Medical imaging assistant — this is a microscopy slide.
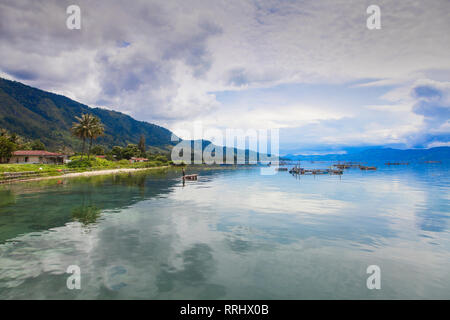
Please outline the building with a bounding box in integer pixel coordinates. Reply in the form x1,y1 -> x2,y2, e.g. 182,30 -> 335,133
129,157 -> 149,163
8,150 -> 68,164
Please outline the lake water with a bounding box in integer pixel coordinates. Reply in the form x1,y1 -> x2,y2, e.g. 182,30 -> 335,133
0,162 -> 449,299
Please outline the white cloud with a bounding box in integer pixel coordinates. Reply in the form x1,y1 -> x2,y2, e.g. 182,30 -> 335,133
0,0 -> 449,152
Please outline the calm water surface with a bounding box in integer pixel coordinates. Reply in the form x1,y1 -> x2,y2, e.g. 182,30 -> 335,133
0,162 -> 449,299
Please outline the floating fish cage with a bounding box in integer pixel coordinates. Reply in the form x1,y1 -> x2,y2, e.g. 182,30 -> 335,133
289,167 -> 343,175
360,166 -> 377,170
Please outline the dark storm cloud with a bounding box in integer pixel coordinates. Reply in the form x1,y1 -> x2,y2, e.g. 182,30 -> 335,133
409,83 -> 450,147
161,19 -> 222,77
0,0 -> 222,120
3,68 -> 39,80
412,84 -> 450,122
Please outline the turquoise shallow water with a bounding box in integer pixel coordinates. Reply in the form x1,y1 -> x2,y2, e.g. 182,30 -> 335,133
0,162 -> 449,299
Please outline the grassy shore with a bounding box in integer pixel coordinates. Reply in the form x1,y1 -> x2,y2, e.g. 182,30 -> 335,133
13,166 -> 171,183
0,157 -> 173,183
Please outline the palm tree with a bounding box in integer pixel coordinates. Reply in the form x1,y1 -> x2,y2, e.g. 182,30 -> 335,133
71,114 -> 94,160
87,117 -> 104,160
72,114 -> 105,160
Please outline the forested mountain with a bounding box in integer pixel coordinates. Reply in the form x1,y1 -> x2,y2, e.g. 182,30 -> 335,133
0,77 -> 175,152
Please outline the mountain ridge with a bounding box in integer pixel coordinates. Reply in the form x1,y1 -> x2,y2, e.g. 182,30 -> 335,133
0,77 -> 176,152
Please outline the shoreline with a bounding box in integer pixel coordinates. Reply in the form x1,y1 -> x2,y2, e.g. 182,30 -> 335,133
2,166 -> 171,184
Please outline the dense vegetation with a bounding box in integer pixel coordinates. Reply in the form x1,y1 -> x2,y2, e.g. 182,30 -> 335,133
0,77 -> 176,153
0,113 -> 171,170
0,157 -> 171,180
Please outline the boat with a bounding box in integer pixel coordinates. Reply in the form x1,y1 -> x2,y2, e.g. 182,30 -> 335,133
183,174 -> 198,180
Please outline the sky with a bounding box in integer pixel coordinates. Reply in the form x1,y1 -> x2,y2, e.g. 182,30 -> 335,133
0,0 -> 449,155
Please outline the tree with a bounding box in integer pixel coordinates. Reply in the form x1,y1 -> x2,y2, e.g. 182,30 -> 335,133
0,129 -> 8,138
71,114 -> 93,160
8,133 -> 20,145
0,129 -> 19,145
57,146 -> 75,156
91,145 -> 105,155
0,136 -> 16,163
0,129 -> 28,153
87,117 -> 104,160
71,114 -> 104,160
31,139 -> 45,150
111,146 -> 123,160
121,144 -> 141,160
138,134 -> 146,156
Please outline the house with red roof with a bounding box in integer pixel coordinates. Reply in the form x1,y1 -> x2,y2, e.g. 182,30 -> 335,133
8,150 -> 68,164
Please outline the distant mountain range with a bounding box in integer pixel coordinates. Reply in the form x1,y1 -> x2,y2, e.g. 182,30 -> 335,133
0,77 -> 175,152
284,147 -> 449,162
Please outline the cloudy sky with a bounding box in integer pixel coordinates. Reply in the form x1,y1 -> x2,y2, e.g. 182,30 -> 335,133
0,0 -> 449,154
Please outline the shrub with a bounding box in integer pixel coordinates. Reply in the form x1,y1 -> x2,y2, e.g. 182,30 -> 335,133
154,155 -> 168,162
67,158 -> 93,168
67,156 -> 115,168
117,159 -> 130,165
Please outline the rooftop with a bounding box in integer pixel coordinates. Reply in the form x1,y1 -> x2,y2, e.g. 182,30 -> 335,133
12,150 -> 66,156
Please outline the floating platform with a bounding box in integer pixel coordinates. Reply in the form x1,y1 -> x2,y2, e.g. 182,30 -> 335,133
360,166 -> 377,170
183,174 -> 198,180
333,162 -> 361,169
289,168 -> 343,175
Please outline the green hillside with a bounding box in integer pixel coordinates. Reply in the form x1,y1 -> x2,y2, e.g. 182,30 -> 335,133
0,78 -> 176,152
